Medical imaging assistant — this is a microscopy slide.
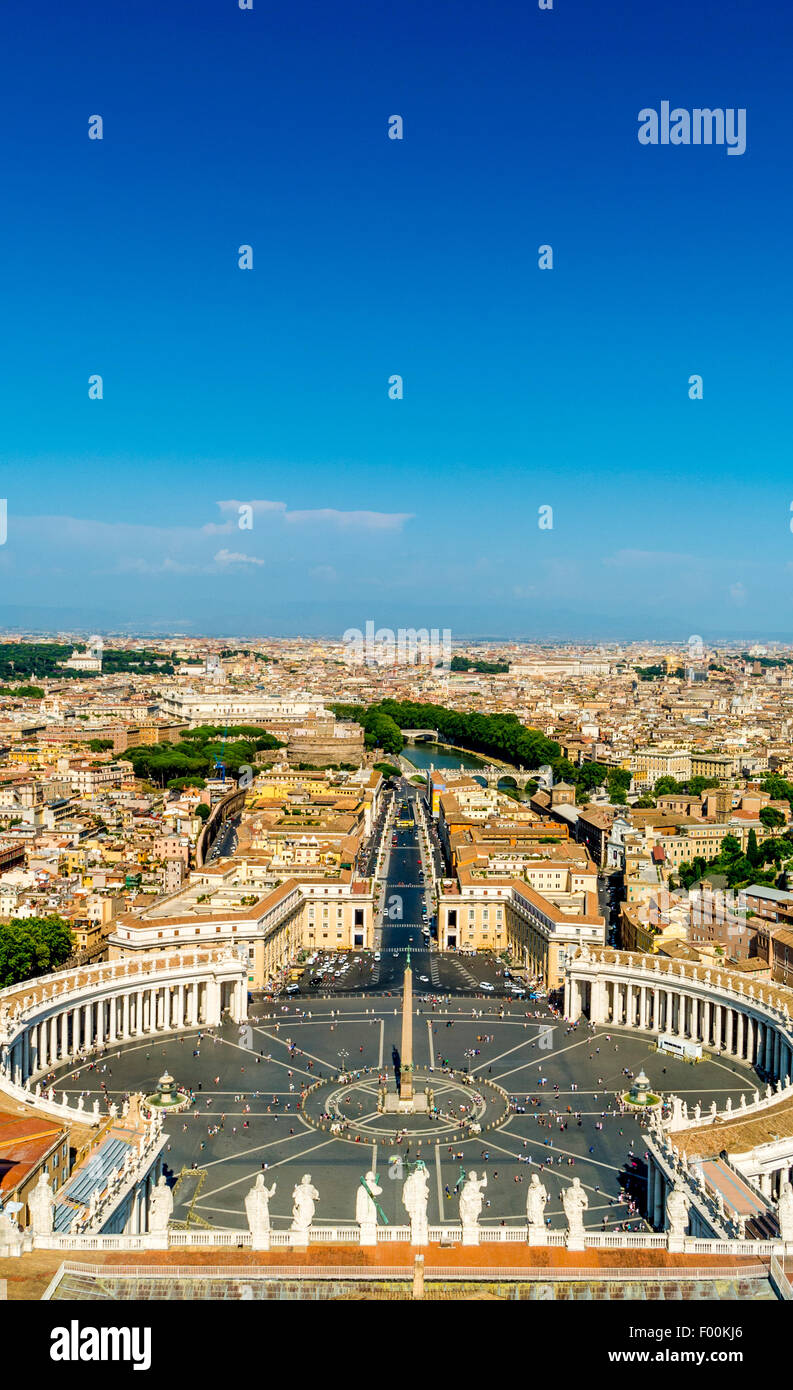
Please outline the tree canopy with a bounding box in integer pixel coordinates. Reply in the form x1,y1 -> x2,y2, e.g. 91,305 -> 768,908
121,724 -> 284,786
0,915 -> 74,987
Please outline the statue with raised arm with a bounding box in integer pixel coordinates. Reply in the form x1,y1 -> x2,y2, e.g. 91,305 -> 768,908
245,1173 -> 276,1244
291,1173 -> 319,1233
28,1171 -> 55,1236
459,1170 -> 487,1237
666,1181 -> 691,1238
148,1174 -> 174,1234
526,1173 -> 548,1228
402,1160 -> 430,1245
562,1177 -> 588,1238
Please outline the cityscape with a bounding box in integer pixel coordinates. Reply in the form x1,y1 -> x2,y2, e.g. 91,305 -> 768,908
0,0 -> 789,1360
1,633 -> 793,1315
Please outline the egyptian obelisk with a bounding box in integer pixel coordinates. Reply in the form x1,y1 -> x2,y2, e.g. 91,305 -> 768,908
400,946 -> 414,1102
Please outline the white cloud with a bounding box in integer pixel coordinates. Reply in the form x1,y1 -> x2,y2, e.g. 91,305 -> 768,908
213,549 -> 265,568
215,500 -> 412,532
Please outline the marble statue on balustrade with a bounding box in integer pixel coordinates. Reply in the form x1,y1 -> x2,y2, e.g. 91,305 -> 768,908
148,1174 -> 174,1234
402,1160 -> 430,1245
245,1174 -> 276,1246
0,1207 -> 23,1256
356,1170 -> 382,1244
562,1178 -> 588,1240
28,1170 -> 55,1236
291,1173 -> 319,1233
459,1171 -> 487,1241
666,1182 -> 691,1238
776,1178 -> 793,1243
526,1173 -> 548,1229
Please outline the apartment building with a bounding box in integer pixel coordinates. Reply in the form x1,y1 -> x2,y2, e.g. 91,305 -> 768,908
630,747 -> 692,786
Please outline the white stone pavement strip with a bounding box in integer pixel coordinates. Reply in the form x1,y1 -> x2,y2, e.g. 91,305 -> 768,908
496,1032 -> 600,1083
198,1131 -> 335,1179
479,1031 -> 555,1071
250,1024 -> 335,1073
474,1130 -> 627,1183
427,1019 -> 435,1069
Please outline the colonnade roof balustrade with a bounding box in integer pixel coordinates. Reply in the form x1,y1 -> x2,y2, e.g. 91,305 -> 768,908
0,947 -> 240,1021
570,946 -> 793,1021
667,1095 -> 793,1161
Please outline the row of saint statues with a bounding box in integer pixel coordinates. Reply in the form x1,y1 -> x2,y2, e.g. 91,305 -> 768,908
20,1161 -> 793,1246
242,1164 -> 589,1238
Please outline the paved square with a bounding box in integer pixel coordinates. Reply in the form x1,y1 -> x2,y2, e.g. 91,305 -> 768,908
47,995 -> 757,1233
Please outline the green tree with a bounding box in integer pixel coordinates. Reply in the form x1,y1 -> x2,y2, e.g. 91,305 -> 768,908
0,916 -> 74,987
760,806 -> 786,830
654,776 -> 683,796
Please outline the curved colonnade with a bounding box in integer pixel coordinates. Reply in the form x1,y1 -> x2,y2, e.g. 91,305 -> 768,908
564,946 -> 793,1082
565,946 -> 793,1236
0,948 -> 248,1121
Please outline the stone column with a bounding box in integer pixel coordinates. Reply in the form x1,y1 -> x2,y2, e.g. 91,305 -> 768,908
22,1029 -> 30,1082
714,1004 -> 723,1049
736,1011 -> 745,1060
725,1009 -> 734,1055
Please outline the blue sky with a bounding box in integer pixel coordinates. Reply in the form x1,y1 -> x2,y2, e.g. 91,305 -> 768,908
0,0 -> 790,639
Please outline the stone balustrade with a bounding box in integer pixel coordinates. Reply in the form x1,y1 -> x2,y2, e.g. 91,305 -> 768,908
12,1223 -> 787,1258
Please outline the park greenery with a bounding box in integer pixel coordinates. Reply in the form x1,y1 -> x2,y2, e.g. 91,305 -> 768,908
0,915 -> 74,988
0,642 -> 189,682
120,724 -> 284,787
330,700 -> 562,768
0,684 -> 45,699
102,648 -> 184,676
450,656 -> 509,674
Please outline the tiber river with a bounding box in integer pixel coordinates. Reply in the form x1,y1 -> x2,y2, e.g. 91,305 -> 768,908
401,742 -> 527,796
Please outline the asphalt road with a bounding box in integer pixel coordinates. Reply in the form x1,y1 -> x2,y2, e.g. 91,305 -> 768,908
292,778 -> 521,999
